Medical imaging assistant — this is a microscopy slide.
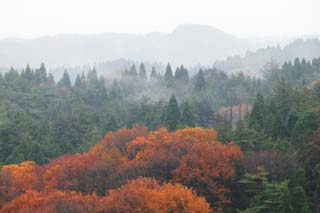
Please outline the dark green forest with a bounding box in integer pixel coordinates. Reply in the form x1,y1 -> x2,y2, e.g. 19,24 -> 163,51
1,57 -> 320,211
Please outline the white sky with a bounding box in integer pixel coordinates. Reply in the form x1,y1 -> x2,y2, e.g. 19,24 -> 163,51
0,0 -> 319,39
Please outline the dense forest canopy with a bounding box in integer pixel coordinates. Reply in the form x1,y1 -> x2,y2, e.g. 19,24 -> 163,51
1,56 -> 320,212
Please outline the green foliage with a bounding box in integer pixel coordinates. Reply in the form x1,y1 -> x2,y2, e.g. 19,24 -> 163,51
292,186 -> 311,213
165,95 -> 181,131
243,181 -> 294,213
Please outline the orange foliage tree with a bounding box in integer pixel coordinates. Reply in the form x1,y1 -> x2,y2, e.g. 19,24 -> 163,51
99,177 -> 211,213
0,161 -> 42,206
0,126 -> 242,212
173,142 -> 242,210
0,190 -> 99,213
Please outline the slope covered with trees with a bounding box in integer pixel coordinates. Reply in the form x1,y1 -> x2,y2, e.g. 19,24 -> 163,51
1,57 -> 320,211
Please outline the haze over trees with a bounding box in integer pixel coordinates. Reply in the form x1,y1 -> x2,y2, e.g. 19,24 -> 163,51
1,55 -> 320,211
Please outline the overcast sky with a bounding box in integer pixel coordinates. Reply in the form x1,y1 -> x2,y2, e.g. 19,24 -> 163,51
0,0 -> 319,39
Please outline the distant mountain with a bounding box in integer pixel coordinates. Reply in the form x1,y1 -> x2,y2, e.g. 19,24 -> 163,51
0,25 -> 319,77
0,24 -> 259,69
214,39 -> 320,76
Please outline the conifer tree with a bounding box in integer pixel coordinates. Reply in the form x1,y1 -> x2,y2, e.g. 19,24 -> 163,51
164,63 -> 174,84
249,93 -> 267,130
195,69 -> 206,91
292,186 -> 311,213
150,67 -> 157,79
182,102 -> 195,127
58,70 -> 71,89
139,62 -> 147,80
166,95 -> 180,131
74,74 -> 81,88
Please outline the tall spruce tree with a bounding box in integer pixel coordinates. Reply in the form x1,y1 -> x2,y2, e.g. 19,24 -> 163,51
249,93 -> 267,130
195,69 -> 206,91
139,62 -> 147,80
182,102 -> 195,127
150,67 -> 157,79
166,95 -> 180,131
58,70 -> 72,89
164,63 -> 174,84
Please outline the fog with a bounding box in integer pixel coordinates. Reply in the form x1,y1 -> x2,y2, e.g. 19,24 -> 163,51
0,0 -> 319,75
1,0 -> 319,39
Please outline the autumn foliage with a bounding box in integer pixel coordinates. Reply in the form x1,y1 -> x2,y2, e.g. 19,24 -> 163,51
0,126 -> 242,212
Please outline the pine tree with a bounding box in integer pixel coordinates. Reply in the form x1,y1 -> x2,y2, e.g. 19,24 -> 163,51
58,70 -> 71,89
249,93 -> 267,130
80,72 -> 87,88
194,69 -> 206,91
244,181 -> 294,212
166,95 -> 180,131
47,73 -> 55,87
150,67 -> 157,79
292,186 -> 311,213
129,65 -> 138,79
87,68 -> 98,86
139,62 -> 147,80
74,74 -> 81,88
35,63 -> 47,84
182,102 -> 195,127
164,63 -> 174,84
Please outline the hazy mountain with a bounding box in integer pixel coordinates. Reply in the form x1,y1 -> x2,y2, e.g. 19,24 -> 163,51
0,24 -> 261,69
214,38 -> 320,76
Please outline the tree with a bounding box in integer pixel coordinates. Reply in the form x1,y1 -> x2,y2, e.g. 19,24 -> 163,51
164,63 -> 174,85
181,102 -> 195,127
195,69 -> 206,91
0,190 -> 100,212
129,65 -> 138,79
249,93 -> 267,130
74,74 -> 81,88
292,186 -> 311,213
150,66 -> 157,79
173,142 -> 242,210
243,181 -> 293,213
99,177 -> 211,213
87,68 -> 98,86
166,95 -> 180,131
58,70 -> 71,89
139,62 -> 147,80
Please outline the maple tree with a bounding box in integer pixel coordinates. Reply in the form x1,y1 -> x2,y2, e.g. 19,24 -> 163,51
0,161 -> 42,206
99,177 -> 211,213
173,142 -> 242,210
0,190 -> 100,213
0,127 -> 243,212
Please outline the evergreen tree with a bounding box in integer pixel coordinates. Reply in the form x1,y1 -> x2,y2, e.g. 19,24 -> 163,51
289,168 -> 307,188
87,68 -> 98,86
150,67 -> 157,79
58,70 -> 72,89
129,65 -> 138,79
249,93 -> 267,130
47,73 -> 55,87
292,186 -> 311,213
182,102 -> 195,127
74,74 -> 82,88
195,69 -> 206,91
244,181 -> 293,213
35,63 -> 47,84
139,62 -> 147,80
80,72 -> 87,88
166,95 -> 180,131
164,63 -> 174,84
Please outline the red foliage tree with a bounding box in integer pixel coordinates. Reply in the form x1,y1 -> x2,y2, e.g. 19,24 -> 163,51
0,161 -> 42,206
99,177 -> 211,213
173,142 -> 242,210
0,190 -> 99,213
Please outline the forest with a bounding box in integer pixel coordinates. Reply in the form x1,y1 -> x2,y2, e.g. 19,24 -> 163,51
1,57 -> 320,212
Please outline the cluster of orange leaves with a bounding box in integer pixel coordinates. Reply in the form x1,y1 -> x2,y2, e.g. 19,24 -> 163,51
0,126 -> 242,212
